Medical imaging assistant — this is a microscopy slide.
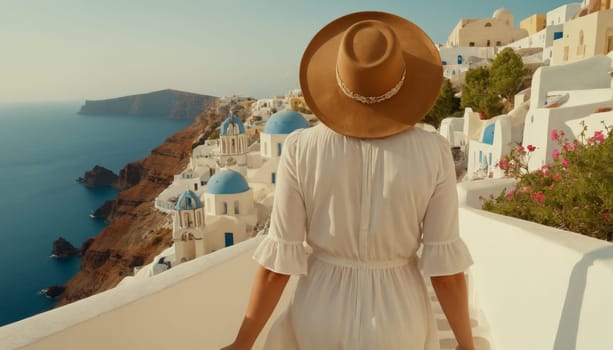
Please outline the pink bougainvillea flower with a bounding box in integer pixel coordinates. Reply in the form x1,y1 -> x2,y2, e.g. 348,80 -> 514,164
605,213 -> 610,221
563,142 -> 575,151
552,149 -> 560,160
553,173 -> 562,181
589,130 -> 605,145
530,191 -> 546,204
504,191 -> 515,199
548,184 -> 555,190
562,158 -> 569,167
527,144 -> 536,152
498,157 -> 508,170
551,129 -> 559,141
542,168 -> 551,177
559,130 -> 565,137
517,145 -> 525,153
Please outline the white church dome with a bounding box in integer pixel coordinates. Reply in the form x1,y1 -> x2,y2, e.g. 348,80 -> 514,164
492,8 -> 511,19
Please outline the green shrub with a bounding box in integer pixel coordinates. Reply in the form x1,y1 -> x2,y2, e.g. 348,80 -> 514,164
482,122 -> 612,241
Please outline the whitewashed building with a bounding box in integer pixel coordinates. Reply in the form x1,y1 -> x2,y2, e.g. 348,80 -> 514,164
249,110 -> 310,185
439,46 -> 498,84
172,190 -> 206,263
202,169 -> 257,251
447,8 -> 528,48
523,52 -> 613,171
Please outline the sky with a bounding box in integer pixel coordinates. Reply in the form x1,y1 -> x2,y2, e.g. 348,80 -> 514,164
0,0 -> 573,103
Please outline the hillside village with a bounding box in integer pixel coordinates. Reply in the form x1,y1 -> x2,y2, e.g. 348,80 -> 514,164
2,1 -> 612,349
119,1 -> 613,279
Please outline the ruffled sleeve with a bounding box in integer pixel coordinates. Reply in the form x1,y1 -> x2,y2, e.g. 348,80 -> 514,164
253,130 -> 309,275
253,236 -> 308,275
420,135 -> 473,276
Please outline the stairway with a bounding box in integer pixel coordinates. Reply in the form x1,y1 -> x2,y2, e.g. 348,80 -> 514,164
426,279 -> 494,350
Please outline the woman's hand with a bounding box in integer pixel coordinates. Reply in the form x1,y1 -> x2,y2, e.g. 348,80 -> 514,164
432,273 -> 475,350
223,266 -> 290,350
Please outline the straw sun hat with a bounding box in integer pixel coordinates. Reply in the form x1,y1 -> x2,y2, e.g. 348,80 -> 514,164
300,11 -> 443,138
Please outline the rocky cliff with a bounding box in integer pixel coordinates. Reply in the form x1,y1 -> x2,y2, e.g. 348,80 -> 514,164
58,106 -> 225,306
77,165 -> 119,187
78,89 -> 217,119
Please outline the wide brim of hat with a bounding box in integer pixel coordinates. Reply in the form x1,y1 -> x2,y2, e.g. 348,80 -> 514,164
300,11 -> 443,139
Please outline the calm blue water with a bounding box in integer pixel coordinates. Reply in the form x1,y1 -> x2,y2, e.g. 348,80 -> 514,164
0,102 -> 192,326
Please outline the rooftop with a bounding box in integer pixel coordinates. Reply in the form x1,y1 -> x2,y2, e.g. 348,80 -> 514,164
263,110 -> 309,135
205,169 -> 250,195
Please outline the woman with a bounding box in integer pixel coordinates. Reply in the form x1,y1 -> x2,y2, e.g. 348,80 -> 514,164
224,11 -> 475,350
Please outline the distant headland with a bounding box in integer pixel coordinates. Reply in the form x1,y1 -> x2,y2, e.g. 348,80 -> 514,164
78,89 -> 217,119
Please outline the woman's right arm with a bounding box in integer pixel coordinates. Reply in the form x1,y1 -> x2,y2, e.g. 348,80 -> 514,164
431,272 -> 475,350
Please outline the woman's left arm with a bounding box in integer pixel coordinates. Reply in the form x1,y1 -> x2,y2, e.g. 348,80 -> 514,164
221,266 -> 290,350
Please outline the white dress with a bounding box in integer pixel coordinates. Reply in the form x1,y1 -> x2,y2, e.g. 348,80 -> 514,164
253,124 -> 473,350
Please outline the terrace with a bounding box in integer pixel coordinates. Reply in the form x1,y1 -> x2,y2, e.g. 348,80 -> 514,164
1,180 -> 611,349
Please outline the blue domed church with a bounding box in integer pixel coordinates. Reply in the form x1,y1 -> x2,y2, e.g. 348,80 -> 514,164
218,114 -> 249,176
171,169 -> 257,263
203,169 -> 257,254
260,110 -> 309,159
248,110 -> 309,186
172,190 -> 206,262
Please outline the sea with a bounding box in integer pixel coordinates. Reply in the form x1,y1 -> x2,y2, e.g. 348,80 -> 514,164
0,102 -> 193,326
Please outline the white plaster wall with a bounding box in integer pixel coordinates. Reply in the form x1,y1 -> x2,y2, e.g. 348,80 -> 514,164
459,206 -> 613,350
203,216 -> 250,253
439,47 -> 497,64
505,30 -> 546,49
191,157 -> 217,173
439,117 -> 466,147
456,178 -> 517,209
217,153 -> 248,176
192,140 -> 218,159
564,110 -> 613,135
505,24 -> 565,53
443,64 -> 470,80
247,158 -> 280,185
247,151 -> 263,169
260,133 -> 287,159
0,238 -> 296,350
462,108 -> 484,142
466,116 -> 513,180
507,101 -> 530,144
174,236 -> 196,262
546,3 -> 582,26
551,10 -> 613,65
523,101 -> 613,170
449,18 -> 528,47
529,54 -> 612,110
204,189 -> 254,217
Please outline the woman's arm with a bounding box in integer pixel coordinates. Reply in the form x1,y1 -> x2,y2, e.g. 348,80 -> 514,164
222,266 -> 290,350
430,272 -> 475,350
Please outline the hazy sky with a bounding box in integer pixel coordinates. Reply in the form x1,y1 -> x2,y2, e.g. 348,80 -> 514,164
1,0 -> 572,103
